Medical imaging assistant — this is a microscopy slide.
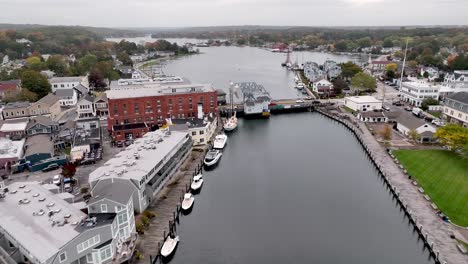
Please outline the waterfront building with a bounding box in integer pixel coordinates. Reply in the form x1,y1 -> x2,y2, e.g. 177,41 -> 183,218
392,112 -> 436,142
236,82 -> 271,117
369,55 -> 393,75
303,62 -> 326,83
111,76 -> 186,87
323,60 -> 342,80
399,81 -> 440,107
89,129 -> 192,213
0,182 -> 134,264
443,92 -> 468,127
169,114 -> 217,146
357,111 -> 388,122
312,79 -> 334,95
55,88 -> 78,106
49,76 -> 88,93
344,96 -> 382,112
106,83 -> 217,142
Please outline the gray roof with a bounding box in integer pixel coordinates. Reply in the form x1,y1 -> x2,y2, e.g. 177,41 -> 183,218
26,115 -> 58,130
171,118 -> 210,129
55,88 -> 75,97
78,94 -> 94,104
49,76 -> 84,83
360,111 -> 386,118
447,92 -> 468,104
25,134 -> 54,156
393,111 -> 426,130
36,93 -> 59,106
94,93 -> 107,103
74,84 -> 88,95
89,179 -> 135,205
3,101 -> 30,109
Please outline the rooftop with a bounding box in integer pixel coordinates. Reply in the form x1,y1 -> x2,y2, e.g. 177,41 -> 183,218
0,120 -> 28,132
345,96 -> 382,104
3,101 -> 30,110
0,138 -> 25,159
0,182 -> 87,263
49,76 -> 84,83
55,88 -> 76,97
88,179 -> 134,205
36,93 -> 60,106
393,111 -> 429,130
447,92 -> 468,104
402,81 -> 440,90
26,115 -> 58,130
89,130 -> 189,184
170,118 -> 212,130
0,79 -> 20,91
106,83 -> 216,100
25,134 -> 54,157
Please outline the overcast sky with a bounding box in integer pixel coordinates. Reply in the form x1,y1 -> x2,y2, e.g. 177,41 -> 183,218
0,0 -> 467,28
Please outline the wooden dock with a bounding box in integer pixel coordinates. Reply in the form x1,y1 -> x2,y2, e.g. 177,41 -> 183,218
134,149 -> 206,264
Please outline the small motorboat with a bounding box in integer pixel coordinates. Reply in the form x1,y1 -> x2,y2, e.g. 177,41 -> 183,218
213,134 -> 227,149
191,174 -> 204,191
161,235 -> 179,257
204,149 -> 222,166
181,193 -> 195,211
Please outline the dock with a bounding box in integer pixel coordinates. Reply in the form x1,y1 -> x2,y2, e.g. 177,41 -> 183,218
219,99 -> 322,117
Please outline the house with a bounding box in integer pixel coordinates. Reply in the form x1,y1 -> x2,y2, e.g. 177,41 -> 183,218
24,134 -> 54,165
444,70 -> 468,84
73,84 -> 89,98
0,119 -> 28,138
40,70 -> 56,79
312,79 -> 334,95
443,92 -> 468,127
116,66 -> 133,77
0,138 -> 25,171
29,93 -> 62,121
420,66 -> 439,81
357,111 -> 388,122
0,79 -> 21,100
49,76 -> 87,93
26,115 -> 59,136
131,71 -> 142,79
400,81 -> 439,107
369,55 -> 393,75
169,116 -> 217,146
303,61 -> 326,83
323,60 -> 342,80
0,181 -> 134,264
55,88 -> 78,106
1,101 -> 31,120
89,130 -> 192,213
94,93 -> 108,118
344,96 -> 382,112
393,112 -> 437,142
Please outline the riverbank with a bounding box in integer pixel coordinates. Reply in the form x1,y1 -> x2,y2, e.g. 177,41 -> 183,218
316,108 -> 467,264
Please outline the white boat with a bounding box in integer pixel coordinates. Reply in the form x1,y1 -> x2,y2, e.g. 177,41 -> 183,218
223,114 -> 237,132
161,235 -> 179,257
191,174 -> 204,191
181,193 -> 195,210
204,149 -> 222,166
213,134 -> 227,149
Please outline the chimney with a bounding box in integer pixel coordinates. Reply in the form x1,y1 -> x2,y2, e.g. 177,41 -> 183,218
197,103 -> 203,119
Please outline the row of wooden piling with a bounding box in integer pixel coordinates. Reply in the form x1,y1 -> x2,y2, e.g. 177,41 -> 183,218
316,109 -> 445,264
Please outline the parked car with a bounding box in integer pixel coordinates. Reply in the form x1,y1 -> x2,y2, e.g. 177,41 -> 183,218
305,96 -> 313,100
392,101 -> 402,106
52,175 -> 61,185
382,106 -> 390,111
389,83 -> 397,87
42,163 -> 59,172
80,159 -> 95,166
404,106 -> 412,111
116,141 -> 124,148
296,99 -> 305,103
64,183 -> 73,193
125,140 -> 134,146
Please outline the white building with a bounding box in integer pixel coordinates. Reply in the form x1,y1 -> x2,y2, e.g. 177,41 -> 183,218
303,61 -> 326,83
444,70 -> 468,83
169,116 -> 217,146
393,112 -> 437,142
76,95 -> 96,121
344,96 -> 382,112
312,79 -> 333,95
89,130 -> 192,213
55,89 -> 78,106
400,81 -> 440,107
323,60 -> 342,80
49,76 -> 88,93
0,182 -> 134,264
443,92 -> 468,128
131,71 -> 142,79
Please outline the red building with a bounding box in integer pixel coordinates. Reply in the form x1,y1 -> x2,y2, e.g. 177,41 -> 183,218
0,80 -> 21,100
106,83 -> 218,142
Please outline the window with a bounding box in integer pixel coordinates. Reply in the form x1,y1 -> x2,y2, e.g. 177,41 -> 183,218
200,138 -> 204,143
101,204 -> 108,212
199,130 -> 204,135
134,102 -> 139,113
59,252 -> 67,262
118,212 -> 128,225
77,235 -> 100,253
100,246 -> 112,261
86,254 -> 93,263
168,99 -> 172,106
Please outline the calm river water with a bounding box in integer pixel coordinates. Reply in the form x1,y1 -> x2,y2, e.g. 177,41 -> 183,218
107,38 -> 432,263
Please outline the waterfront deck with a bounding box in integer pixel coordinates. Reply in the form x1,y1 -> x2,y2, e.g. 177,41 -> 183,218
134,149 -> 206,263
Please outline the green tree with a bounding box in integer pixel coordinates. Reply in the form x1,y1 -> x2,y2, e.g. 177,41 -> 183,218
26,56 -> 45,71
335,40 -> 348,51
420,98 -> 438,111
450,54 -> 468,70
4,88 -> 39,102
435,124 -> 468,156
383,38 -> 394,48
95,61 -> 120,85
78,54 -> 98,74
408,129 -> 421,142
46,55 -> 68,76
423,71 -> 429,78
351,72 -> 377,92
20,70 -> 51,98
332,78 -> 347,95
340,62 -> 362,80
117,52 -> 133,66
357,37 -> 372,48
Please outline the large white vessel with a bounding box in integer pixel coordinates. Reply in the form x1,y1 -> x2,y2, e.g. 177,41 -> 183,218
204,149 -> 222,166
223,82 -> 238,131
213,134 -> 227,149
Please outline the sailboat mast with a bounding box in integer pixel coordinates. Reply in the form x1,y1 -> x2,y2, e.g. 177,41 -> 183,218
399,38 -> 409,91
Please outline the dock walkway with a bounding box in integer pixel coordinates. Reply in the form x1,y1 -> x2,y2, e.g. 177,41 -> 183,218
317,109 -> 467,264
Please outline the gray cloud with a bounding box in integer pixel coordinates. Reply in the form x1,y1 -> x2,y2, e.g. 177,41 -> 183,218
0,0 -> 466,27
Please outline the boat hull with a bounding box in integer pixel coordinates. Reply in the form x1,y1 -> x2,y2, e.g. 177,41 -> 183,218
181,199 -> 194,211
191,179 -> 204,192
203,153 -> 222,167
161,236 -> 179,258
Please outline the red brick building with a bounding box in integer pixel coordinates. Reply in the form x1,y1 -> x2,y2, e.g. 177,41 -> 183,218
106,83 -> 218,142
0,80 -> 21,100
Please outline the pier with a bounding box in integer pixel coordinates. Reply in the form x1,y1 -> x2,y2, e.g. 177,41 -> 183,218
219,99 -> 321,117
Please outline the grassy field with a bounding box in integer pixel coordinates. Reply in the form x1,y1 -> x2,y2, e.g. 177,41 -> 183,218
393,149 -> 468,227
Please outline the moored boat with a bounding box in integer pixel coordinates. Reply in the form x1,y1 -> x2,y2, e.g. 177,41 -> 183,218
191,174 -> 204,191
181,193 -> 195,210
204,149 -> 222,166
161,235 -> 179,257
213,134 -> 227,149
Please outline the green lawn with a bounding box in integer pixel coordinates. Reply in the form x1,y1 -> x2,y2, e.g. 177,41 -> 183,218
429,111 -> 442,118
393,149 -> 468,227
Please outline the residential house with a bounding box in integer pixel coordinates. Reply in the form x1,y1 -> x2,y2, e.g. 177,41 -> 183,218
0,138 -> 25,171
303,61 -> 326,83
55,88 -> 78,106
89,130 -> 192,213
29,93 -> 61,121
116,66 -> 133,77
1,101 -> 31,120
0,119 -> 28,138
169,116 -> 217,146
369,55 -> 393,75
26,116 -> 59,136
94,94 -> 108,117
400,81 -> 439,107
357,111 -> 388,122
393,111 -> 437,143
344,96 -> 382,112
76,94 -> 100,130
131,71 -> 142,79
73,84 -> 89,98
0,79 -> 21,100
323,60 -> 342,80
40,70 -> 55,79
49,76 -> 87,93
444,70 -> 468,84
0,182 -> 132,264
420,66 -> 439,81
312,79 -> 334,95
443,92 -> 468,127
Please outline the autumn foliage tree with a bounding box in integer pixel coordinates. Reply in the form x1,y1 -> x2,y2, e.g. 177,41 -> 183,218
435,124 -> 468,157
